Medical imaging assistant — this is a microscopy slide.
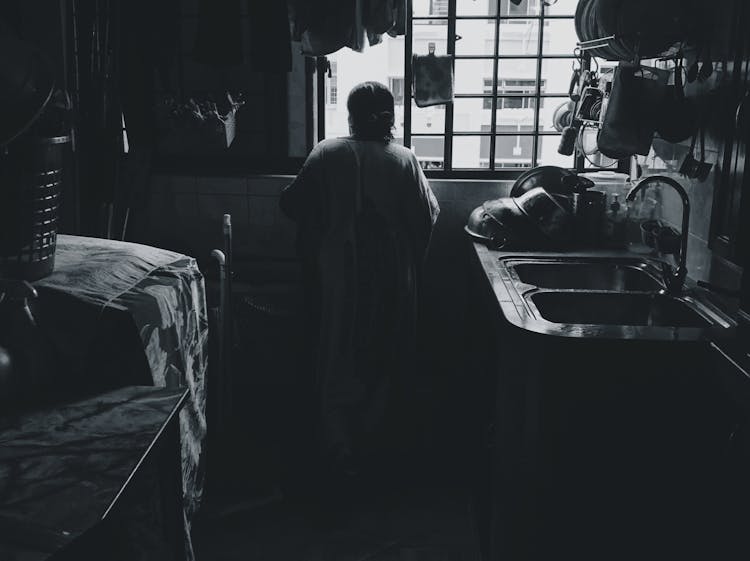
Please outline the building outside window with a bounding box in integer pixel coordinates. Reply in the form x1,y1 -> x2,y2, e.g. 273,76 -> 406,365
325,60 -> 338,106
431,0 -> 449,16
389,77 -> 406,105
321,0 -> 579,175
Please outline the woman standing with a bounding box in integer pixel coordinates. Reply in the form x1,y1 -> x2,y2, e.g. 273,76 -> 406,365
281,82 -> 439,481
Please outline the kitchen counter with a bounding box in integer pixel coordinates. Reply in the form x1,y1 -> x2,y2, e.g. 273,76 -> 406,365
472,242 -> 737,342
469,242 -> 745,560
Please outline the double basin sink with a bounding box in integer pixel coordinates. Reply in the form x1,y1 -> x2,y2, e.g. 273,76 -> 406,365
494,255 -> 734,338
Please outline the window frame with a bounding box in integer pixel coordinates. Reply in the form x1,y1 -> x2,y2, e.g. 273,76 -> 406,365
325,60 -> 338,106
316,0 -> 591,179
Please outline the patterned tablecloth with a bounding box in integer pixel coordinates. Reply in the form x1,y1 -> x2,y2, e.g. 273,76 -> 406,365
0,386 -> 188,561
29,235 -> 208,553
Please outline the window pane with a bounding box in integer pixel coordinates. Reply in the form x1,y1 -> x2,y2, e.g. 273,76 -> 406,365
453,98 -> 492,132
538,96 -> 572,132
410,136 -> 445,170
325,61 -> 338,105
412,101 -> 446,134
500,0 -> 541,17
542,19 -> 578,56
413,21 -> 449,56
455,59 -> 495,95
495,96 -> 537,129
497,58 -> 539,80
457,0 -> 498,16
453,136 -> 491,169
537,135 -> 574,168
456,20 -> 497,56
413,0 -> 449,18
544,0 -> 578,16
540,57 -> 577,95
495,134 -> 535,168
499,20 -> 540,55
323,35 -> 405,141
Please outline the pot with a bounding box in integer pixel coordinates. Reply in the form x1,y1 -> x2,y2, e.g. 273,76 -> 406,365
465,198 -> 544,249
510,166 -> 594,198
515,187 -> 575,244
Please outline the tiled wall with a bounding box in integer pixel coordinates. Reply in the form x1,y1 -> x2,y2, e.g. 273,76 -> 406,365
144,174 -> 510,261
142,173 -> 510,377
635,0 -> 743,291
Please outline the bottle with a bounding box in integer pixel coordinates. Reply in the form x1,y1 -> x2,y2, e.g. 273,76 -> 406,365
605,194 -> 628,248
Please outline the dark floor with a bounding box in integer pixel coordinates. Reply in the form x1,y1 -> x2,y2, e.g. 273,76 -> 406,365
193,482 -> 482,561
195,275 -> 486,560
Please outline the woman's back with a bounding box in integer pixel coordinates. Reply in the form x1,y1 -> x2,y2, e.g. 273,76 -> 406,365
280,81 -> 438,475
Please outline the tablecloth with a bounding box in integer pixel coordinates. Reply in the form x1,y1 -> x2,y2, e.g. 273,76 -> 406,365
29,235 -> 208,547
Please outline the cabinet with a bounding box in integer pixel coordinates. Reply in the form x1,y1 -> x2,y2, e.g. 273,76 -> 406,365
468,250 -> 739,560
710,0 -> 750,267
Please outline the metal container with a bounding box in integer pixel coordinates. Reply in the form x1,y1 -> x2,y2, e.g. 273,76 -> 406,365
573,189 -> 606,245
0,134 -> 71,280
515,187 -> 574,245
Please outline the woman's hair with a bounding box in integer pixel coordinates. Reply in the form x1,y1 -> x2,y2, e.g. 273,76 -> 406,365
347,81 -> 395,142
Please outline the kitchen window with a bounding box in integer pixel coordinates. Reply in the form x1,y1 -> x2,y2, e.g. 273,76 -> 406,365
318,0 -> 579,176
325,60 -> 338,106
389,77 -> 406,105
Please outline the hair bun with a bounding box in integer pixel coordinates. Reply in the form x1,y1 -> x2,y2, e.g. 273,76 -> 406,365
368,111 -> 394,123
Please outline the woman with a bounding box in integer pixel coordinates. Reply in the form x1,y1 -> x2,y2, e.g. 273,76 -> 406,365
281,82 -> 439,479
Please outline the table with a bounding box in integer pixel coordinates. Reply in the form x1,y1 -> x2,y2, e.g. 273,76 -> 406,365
0,386 -> 188,561
25,235 -> 208,553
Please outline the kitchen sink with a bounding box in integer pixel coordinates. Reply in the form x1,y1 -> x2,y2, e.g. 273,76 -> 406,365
480,251 -> 737,338
528,292 -> 713,328
507,259 -> 663,292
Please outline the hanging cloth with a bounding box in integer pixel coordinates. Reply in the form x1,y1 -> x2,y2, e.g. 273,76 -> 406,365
365,0 -> 407,46
412,46 -> 454,107
290,0 -> 359,57
598,63 -> 667,159
291,0 -> 407,57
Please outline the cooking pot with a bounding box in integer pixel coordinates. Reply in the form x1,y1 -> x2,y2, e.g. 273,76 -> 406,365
515,187 -> 574,245
465,198 -> 543,249
466,187 -> 574,250
510,166 -> 595,198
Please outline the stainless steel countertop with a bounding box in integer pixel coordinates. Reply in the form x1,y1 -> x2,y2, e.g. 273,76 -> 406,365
472,242 -> 738,342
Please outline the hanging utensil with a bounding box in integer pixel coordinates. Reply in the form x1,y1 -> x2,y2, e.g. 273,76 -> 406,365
698,44 -> 714,82
656,58 -> 697,143
687,44 -> 701,83
680,110 -> 713,180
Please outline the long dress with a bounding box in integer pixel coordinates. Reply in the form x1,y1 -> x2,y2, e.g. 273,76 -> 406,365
280,137 -> 439,464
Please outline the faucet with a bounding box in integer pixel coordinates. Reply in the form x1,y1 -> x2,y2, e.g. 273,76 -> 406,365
626,176 -> 690,295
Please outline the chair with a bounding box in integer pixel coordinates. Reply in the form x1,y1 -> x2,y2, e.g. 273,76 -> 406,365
209,214 -> 233,440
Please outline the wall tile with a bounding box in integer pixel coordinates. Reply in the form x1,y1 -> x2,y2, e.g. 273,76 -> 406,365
248,196 -> 280,228
195,176 -> 247,195
196,193 -> 249,229
173,193 -> 199,223
167,174 -> 197,194
247,176 -> 289,197
685,232 -> 713,282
